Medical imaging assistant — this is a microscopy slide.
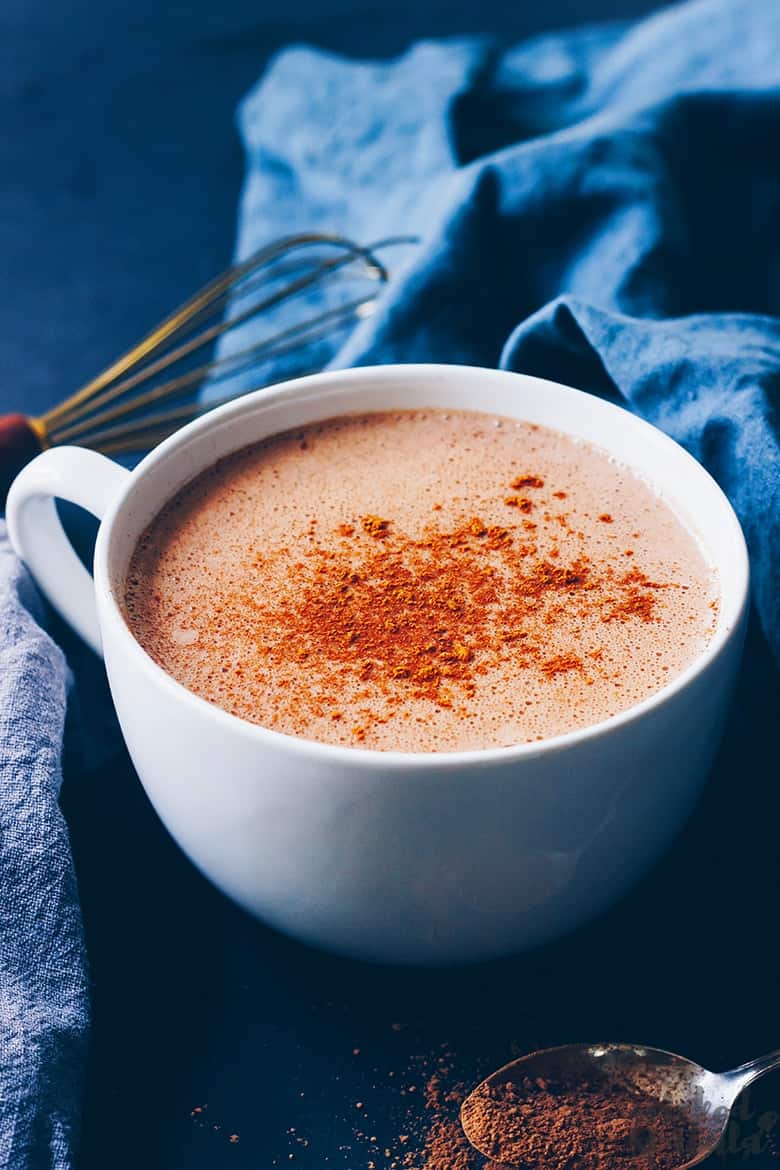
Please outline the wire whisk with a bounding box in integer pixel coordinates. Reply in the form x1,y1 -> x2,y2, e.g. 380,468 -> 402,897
0,232 -> 414,499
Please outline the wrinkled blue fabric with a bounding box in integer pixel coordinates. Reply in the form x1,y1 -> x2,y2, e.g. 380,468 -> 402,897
0,525 -> 89,1170
213,0 -> 780,661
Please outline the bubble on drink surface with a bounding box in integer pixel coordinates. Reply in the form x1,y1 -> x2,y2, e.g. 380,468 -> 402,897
172,626 -> 199,646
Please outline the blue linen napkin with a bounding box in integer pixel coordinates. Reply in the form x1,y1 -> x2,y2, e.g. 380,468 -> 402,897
3,0 -> 780,1166
0,525 -> 89,1170
213,0 -> 780,662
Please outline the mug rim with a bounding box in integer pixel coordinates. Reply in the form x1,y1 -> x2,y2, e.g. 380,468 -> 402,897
94,363 -> 750,771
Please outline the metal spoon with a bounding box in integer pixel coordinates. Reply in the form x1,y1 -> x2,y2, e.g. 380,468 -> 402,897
460,1042 -> 780,1169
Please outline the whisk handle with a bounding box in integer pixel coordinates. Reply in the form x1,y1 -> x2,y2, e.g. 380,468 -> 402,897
6,447 -> 130,655
0,414 -> 44,504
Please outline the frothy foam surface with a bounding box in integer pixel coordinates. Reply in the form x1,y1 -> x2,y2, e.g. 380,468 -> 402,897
124,409 -> 718,752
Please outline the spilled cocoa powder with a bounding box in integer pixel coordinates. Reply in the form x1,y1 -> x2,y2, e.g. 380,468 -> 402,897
258,1021 -> 780,1169
402,1070 -> 498,1170
334,1041 -> 705,1170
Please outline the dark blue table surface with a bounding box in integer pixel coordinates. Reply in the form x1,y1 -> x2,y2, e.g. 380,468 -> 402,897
4,2 -> 780,1168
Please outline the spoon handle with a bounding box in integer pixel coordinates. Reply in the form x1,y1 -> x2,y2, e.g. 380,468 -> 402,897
724,1048 -> 780,1095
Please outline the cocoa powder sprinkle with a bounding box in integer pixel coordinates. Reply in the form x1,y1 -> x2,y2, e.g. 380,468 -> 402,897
504,495 -> 534,513
244,508 -> 674,740
362,515 -> 391,538
511,474 -> 545,489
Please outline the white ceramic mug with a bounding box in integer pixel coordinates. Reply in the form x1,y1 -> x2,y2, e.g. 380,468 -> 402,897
7,365 -> 749,965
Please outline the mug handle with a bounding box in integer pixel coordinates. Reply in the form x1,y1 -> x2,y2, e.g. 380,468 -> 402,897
6,447 -> 131,656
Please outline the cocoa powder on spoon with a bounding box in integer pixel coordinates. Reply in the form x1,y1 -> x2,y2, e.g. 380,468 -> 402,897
460,1071 -> 703,1170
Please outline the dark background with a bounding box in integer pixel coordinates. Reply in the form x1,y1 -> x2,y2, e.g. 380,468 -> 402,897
3,1 -> 780,1168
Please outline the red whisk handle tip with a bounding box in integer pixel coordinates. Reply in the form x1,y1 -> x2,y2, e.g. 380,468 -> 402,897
0,414 -> 45,505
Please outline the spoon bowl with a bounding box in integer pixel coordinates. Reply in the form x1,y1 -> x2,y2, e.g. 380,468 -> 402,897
461,1042 -> 780,1169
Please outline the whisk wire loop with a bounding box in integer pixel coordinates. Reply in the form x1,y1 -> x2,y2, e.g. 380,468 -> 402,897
37,233 -> 413,453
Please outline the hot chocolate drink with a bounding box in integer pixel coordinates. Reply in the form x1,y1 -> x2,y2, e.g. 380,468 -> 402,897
124,409 -> 718,752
